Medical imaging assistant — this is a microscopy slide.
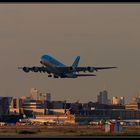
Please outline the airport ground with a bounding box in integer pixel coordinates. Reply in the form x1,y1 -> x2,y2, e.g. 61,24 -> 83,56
0,125 -> 140,138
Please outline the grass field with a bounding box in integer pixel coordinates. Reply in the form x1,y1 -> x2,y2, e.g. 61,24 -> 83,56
0,125 -> 140,137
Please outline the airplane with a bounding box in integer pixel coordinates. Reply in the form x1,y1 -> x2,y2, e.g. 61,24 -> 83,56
19,118 -> 57,124
18,54 -> 117,78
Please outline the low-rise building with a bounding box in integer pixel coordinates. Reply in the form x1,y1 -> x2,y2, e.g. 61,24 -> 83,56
22,100 -> 45,117
35,113 -> 75,125
47,109 -> 66,115
75,109 -> 140,122
125,102 -> 140,110
9,97 -> 23,115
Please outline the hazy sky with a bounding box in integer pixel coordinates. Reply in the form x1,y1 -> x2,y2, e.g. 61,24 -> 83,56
0,4 -> 140,103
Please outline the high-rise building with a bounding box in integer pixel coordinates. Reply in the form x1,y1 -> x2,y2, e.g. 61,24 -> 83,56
112,96 -> 125,105
46,93 -> 51,101
0,97 -> 12,115
132,91 -> 140,103
38,93 -> 44,101
38,93 -> 51,101
97,90 -> 108,104
30,88 -> 39,100
132,97 -> 140,103
30,88 -> 51,102
112,96 -> 119,105
120,97 -> 125,105
107,99 -> 111,105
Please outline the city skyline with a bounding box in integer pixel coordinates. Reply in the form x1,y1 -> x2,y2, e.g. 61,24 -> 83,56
0,4 -> 140,102
0,86 -> 137,106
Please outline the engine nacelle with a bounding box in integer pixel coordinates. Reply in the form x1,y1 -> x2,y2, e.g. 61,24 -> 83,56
41,67 -> 51,74
23,67 -> 30,73
40,67 -> 45,73
69,67 -> 76,72
32,66 -> 39,72
87,66 -> 94,72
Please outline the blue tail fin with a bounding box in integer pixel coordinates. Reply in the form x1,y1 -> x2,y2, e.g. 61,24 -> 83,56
72,56 -> 80,67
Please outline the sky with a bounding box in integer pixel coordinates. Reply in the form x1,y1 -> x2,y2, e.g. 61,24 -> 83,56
0,4 -> 140,103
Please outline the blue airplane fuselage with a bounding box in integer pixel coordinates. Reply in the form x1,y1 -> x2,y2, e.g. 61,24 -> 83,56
41,54 -> 65,67
40,54 -> 66,75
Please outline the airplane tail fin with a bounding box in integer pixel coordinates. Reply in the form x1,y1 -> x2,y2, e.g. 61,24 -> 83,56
72,56 -> 80,68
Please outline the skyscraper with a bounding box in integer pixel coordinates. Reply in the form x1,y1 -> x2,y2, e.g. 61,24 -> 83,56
30,88 -> 39,100
46,93 -> 51,101
120,97 -> 125,105
39,93 -> 51,101
97,90 -> 108,104
112,96 -> 125,105
112,96 -> 119,105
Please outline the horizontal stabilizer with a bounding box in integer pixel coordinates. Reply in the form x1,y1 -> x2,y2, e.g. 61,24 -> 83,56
94,66 -> 117,70
75,74 -> 96,77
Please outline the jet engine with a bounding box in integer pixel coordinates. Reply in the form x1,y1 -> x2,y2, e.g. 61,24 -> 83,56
32,66 -> 39,72
23,67 -> 30,73
87,66 -> 95,72
69,66 -> 76,72
40,67 -> 46,73
40,67 -> 51,74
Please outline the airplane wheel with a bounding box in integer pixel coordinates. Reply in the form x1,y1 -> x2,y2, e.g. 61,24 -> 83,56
54,75 -> 59,78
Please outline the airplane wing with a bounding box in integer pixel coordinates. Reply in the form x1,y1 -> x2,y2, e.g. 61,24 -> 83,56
18,66 -> 117,74
56,66 -> 117,73
18,66 -> 51,73
76,66 -> 117,72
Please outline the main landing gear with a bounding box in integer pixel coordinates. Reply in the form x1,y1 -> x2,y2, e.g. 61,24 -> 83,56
48,75 -> 52,77
48,74 -> 59,78
54,75 -> 59,78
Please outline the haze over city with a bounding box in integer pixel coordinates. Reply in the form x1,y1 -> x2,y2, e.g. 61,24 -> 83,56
0,4 -> 140,103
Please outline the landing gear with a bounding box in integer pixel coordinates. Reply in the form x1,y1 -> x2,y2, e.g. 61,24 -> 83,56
48,74 -> 59,78
54,75 -> 59,78
48,74 -> 52,77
